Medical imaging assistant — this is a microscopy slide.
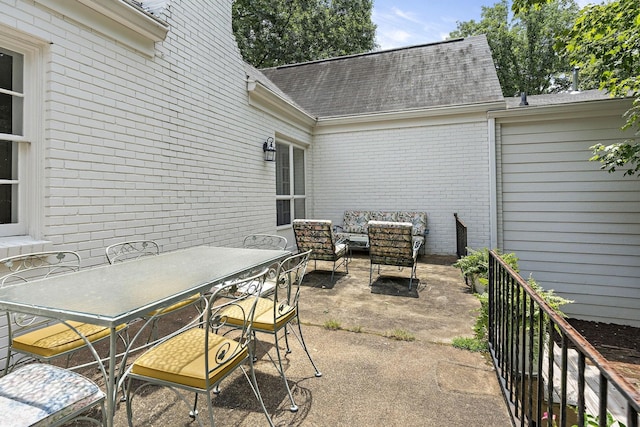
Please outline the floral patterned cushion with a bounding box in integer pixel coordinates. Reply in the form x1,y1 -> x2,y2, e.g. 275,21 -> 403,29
293,219 -> 345,261
0,363 -> 104,427
342,210 -> 427,237
342,211 -> 371,234
368,221 -> 416,266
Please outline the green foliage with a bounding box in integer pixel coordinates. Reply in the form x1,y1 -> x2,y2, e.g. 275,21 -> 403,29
450,0 -> 580,97
474,292 -> 490,342
451,336 -> 488,352
232,0 -> 377,68
561,0 -> 640,177
385,329 -> 415,342
453,247 -> 519,281
572,412 -> 626,427
526,275 -> 573,316
453,250 -> 572,355
323,319 -> 341,330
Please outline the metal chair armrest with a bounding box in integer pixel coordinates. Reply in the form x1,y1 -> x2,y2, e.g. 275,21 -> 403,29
335,236 -> 349,246
412,240 -> 423,258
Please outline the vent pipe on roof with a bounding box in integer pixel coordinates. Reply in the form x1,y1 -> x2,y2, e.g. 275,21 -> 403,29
572,66 -> 580,93
519,92 -> 529,106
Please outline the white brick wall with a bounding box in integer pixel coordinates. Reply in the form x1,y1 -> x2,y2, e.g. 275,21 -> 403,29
312,117 -> 492,255
1,0 -> 310,266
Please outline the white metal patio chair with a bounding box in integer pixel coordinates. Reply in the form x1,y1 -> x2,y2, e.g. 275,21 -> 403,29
0,251 -> 127,376
105,240 -> 201,341
121,268 -> 274,427
242,234 -> 288,250
0,363 -> 106,426
241,234 -> 289,295
221,250 -> 322,412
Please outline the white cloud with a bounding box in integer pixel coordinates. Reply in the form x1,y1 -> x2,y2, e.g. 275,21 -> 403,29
373,7 -> 447,50
391,7 -> 421,24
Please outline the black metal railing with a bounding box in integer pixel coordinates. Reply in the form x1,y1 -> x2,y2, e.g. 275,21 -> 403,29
488,250 -> 640,427
454,213 -> 467,259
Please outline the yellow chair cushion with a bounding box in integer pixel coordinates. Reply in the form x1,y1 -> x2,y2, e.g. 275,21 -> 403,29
12,321 -> 127,358
147,293 -> 200,316
223,297 -> 296,331
131,328 -> 247,389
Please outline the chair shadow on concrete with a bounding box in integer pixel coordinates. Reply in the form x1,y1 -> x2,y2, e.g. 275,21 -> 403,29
370,276 -> 421,298
300,269 -> 347,289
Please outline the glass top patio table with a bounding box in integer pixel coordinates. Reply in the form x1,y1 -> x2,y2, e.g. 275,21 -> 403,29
0,245 -> 290,427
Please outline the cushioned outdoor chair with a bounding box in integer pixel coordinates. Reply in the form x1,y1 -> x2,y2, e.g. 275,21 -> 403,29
221,250 -> 321,412
368,221 -> 422,290
293,219 -> 348,283
121,269 -> 274,427
0,251 -> 127,376
0,363 -> 106,426
105,240 -> 200,341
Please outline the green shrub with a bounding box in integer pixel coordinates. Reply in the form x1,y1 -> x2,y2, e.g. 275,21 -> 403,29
453,247 -> 519,282
451,336 -> 488,352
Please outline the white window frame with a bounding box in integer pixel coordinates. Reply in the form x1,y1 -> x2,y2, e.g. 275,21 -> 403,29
0,29 -> 45,239
275,140 -> 306,228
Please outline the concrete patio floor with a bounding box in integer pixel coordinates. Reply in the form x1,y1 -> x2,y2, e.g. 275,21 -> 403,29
74,253 -> 513,426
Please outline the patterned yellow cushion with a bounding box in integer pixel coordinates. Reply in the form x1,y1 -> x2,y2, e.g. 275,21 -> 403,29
147,293 -> 200,316
12,321 -> 127,358
223,297 -> 296,331
131,328 -> 247,389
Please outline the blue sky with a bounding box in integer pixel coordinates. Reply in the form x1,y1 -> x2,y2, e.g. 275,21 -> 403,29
372,0 -> 594,50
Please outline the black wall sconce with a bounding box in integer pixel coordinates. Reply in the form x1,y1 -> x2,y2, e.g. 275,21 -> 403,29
263,137 -> 276,161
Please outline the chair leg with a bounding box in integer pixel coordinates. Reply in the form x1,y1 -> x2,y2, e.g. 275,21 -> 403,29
292,318 -> 322,378
244,359 -> 275,427
273,329 -> 298,412
332,262 -> 336,283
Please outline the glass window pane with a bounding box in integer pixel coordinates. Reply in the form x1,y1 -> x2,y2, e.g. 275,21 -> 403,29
0,183 -> 16,224
0,49 -> 24,136
293,147 -> 305,195
0,140 -> 12,180
275,143 -> 290,196
0,140 -> 16,225
277,200 -> 291,226
294,198 -> 305,219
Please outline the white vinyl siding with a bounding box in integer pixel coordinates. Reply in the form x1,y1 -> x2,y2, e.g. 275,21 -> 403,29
498,113 -> 640,326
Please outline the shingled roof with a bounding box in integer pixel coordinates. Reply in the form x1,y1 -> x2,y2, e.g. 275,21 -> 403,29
259,35 -> 503,118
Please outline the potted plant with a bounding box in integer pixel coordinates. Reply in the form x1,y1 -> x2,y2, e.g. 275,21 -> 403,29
453,247 -> 519,293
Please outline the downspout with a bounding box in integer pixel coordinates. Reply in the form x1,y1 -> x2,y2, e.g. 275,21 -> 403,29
488,117 -> 498,249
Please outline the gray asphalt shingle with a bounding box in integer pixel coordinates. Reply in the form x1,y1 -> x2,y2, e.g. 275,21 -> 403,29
258,35 -> 504,118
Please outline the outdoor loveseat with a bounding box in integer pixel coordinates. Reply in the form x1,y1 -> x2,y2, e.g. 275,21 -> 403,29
334,210 -> 428,252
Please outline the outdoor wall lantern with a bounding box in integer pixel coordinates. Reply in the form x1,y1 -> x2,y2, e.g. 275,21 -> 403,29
263,137 -> 276,161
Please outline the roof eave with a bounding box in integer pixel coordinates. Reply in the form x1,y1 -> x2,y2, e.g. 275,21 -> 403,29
488,97 -> 633,122
317,101 -> 506,126
247,80 -> 317,130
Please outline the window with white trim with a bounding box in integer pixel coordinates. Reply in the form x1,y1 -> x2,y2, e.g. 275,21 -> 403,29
0,34 -> 40,238
275,142 -> 305,226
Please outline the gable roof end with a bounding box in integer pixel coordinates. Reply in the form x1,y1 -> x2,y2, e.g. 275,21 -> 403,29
260,35 -> 504,118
